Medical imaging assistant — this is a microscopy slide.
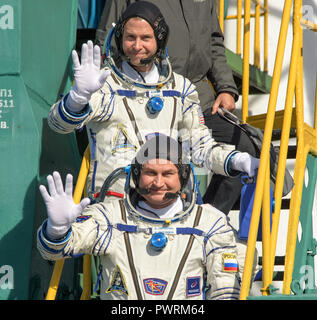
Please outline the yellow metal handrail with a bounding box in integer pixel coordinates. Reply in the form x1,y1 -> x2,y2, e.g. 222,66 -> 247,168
240,0 -> 317,299
239,0 -> 295,300
45,147 -> 90,300
283,0 -> 317,291
242,0 -> 251,122
218,0 -> 269,121
218,0 -> 268,67
80,255 -> 92,300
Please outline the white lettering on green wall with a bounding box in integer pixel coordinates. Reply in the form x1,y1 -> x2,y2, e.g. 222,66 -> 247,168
0,5 -> 14,30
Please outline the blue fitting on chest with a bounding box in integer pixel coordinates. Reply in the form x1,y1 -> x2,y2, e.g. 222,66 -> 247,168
151,232 -> 167,251
147,97 -> 164,114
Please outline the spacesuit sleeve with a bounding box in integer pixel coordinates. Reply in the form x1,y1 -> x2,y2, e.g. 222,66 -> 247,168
37,203 -> 113,261
47,80 -> 115,134
178,74 -> 238,176
203,215 -> 240,300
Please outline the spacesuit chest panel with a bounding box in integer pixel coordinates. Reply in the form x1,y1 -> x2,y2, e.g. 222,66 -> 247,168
110,94 -> 182,151
101,203 -> 206,300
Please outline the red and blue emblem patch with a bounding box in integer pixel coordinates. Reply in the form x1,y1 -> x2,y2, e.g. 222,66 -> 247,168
75,215 -> 91,223
186,276 -> 201,297
143,278 -> 168,295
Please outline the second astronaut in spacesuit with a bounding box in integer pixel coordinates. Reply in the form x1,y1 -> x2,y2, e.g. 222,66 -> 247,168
37,135 -> 241,300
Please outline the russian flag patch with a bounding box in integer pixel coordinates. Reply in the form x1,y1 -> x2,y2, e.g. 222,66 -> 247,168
222,253 -> 239,272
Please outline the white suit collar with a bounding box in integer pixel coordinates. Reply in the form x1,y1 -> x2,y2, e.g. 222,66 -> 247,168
122,61 -> 160,84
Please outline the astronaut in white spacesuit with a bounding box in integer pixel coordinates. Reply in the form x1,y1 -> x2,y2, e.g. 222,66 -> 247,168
48,1 -> 259,201
37,135 -> 241,300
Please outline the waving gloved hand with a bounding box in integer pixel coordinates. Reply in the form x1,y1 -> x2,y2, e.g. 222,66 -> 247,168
230,152 -> 260,177
39,171 -> 90,239
66,40 -> 111,112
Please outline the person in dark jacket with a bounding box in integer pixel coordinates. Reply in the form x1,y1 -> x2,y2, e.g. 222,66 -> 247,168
95,0 -> 257,214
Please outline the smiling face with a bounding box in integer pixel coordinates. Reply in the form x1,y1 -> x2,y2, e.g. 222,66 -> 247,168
138,159 -> 181,209
122,17 -> 157,72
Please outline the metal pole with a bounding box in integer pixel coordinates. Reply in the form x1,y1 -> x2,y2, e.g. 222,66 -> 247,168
283,0 -> 306,294
242,0 -> 251,122
254,0 -> 261,68
264,0 -> 269,72
261,159 -> 272,296
237,0 -> 242,55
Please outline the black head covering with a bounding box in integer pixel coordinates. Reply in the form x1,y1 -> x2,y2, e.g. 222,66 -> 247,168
131,135 -> 191,195
114,1 -> 169,61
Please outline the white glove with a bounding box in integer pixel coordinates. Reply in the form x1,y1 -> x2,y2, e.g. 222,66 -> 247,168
39,171 -> 90,239
230,152 -> 260,177
66,40 -> 111,112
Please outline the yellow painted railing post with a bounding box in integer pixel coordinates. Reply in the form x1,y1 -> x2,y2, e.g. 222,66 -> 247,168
242,0 -> 251,122
80,255 -> 92,300
223,1 -> 267,72
268,0 -> 301,287
45,147 -> 90,300
239,0 -> 294,300
80,148 -> 92,300
283,0 -> 305,294
261,158 -> 272,296
315,73 -> 317,131
219,0 -> 225,32
237,0 -> 242,55
264,0 -> 269,72
45,260 -> 65,300
254,0 -> 261,68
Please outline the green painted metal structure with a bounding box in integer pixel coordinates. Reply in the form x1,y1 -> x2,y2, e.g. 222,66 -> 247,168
226,48 -> 272,95
0,0 -> 80,299
291,153 -> 317,296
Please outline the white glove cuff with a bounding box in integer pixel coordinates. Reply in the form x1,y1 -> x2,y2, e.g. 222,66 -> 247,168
67,89 -> 90,112
46,219 -> 70,240
230,152 -> 243,170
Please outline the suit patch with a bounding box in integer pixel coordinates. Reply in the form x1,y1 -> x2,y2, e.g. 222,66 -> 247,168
222,253 -> 239,272
75,215 -> 91,223
112,124 -> 136,154
186,276 -> 201,297
198,107 -> 205,124
105,265 -> 128,295
143,278 -> 167,295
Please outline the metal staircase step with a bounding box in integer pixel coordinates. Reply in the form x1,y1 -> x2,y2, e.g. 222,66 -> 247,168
225,48 -> 272,95
246,108 -> 297,131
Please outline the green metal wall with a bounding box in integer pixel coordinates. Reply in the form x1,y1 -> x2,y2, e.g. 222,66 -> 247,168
0,0 -> 80,299
291,153 -> 317,296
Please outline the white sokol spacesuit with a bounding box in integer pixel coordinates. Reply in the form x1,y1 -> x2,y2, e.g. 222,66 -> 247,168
37,136 -> 241,300
49,60 -> 238,199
